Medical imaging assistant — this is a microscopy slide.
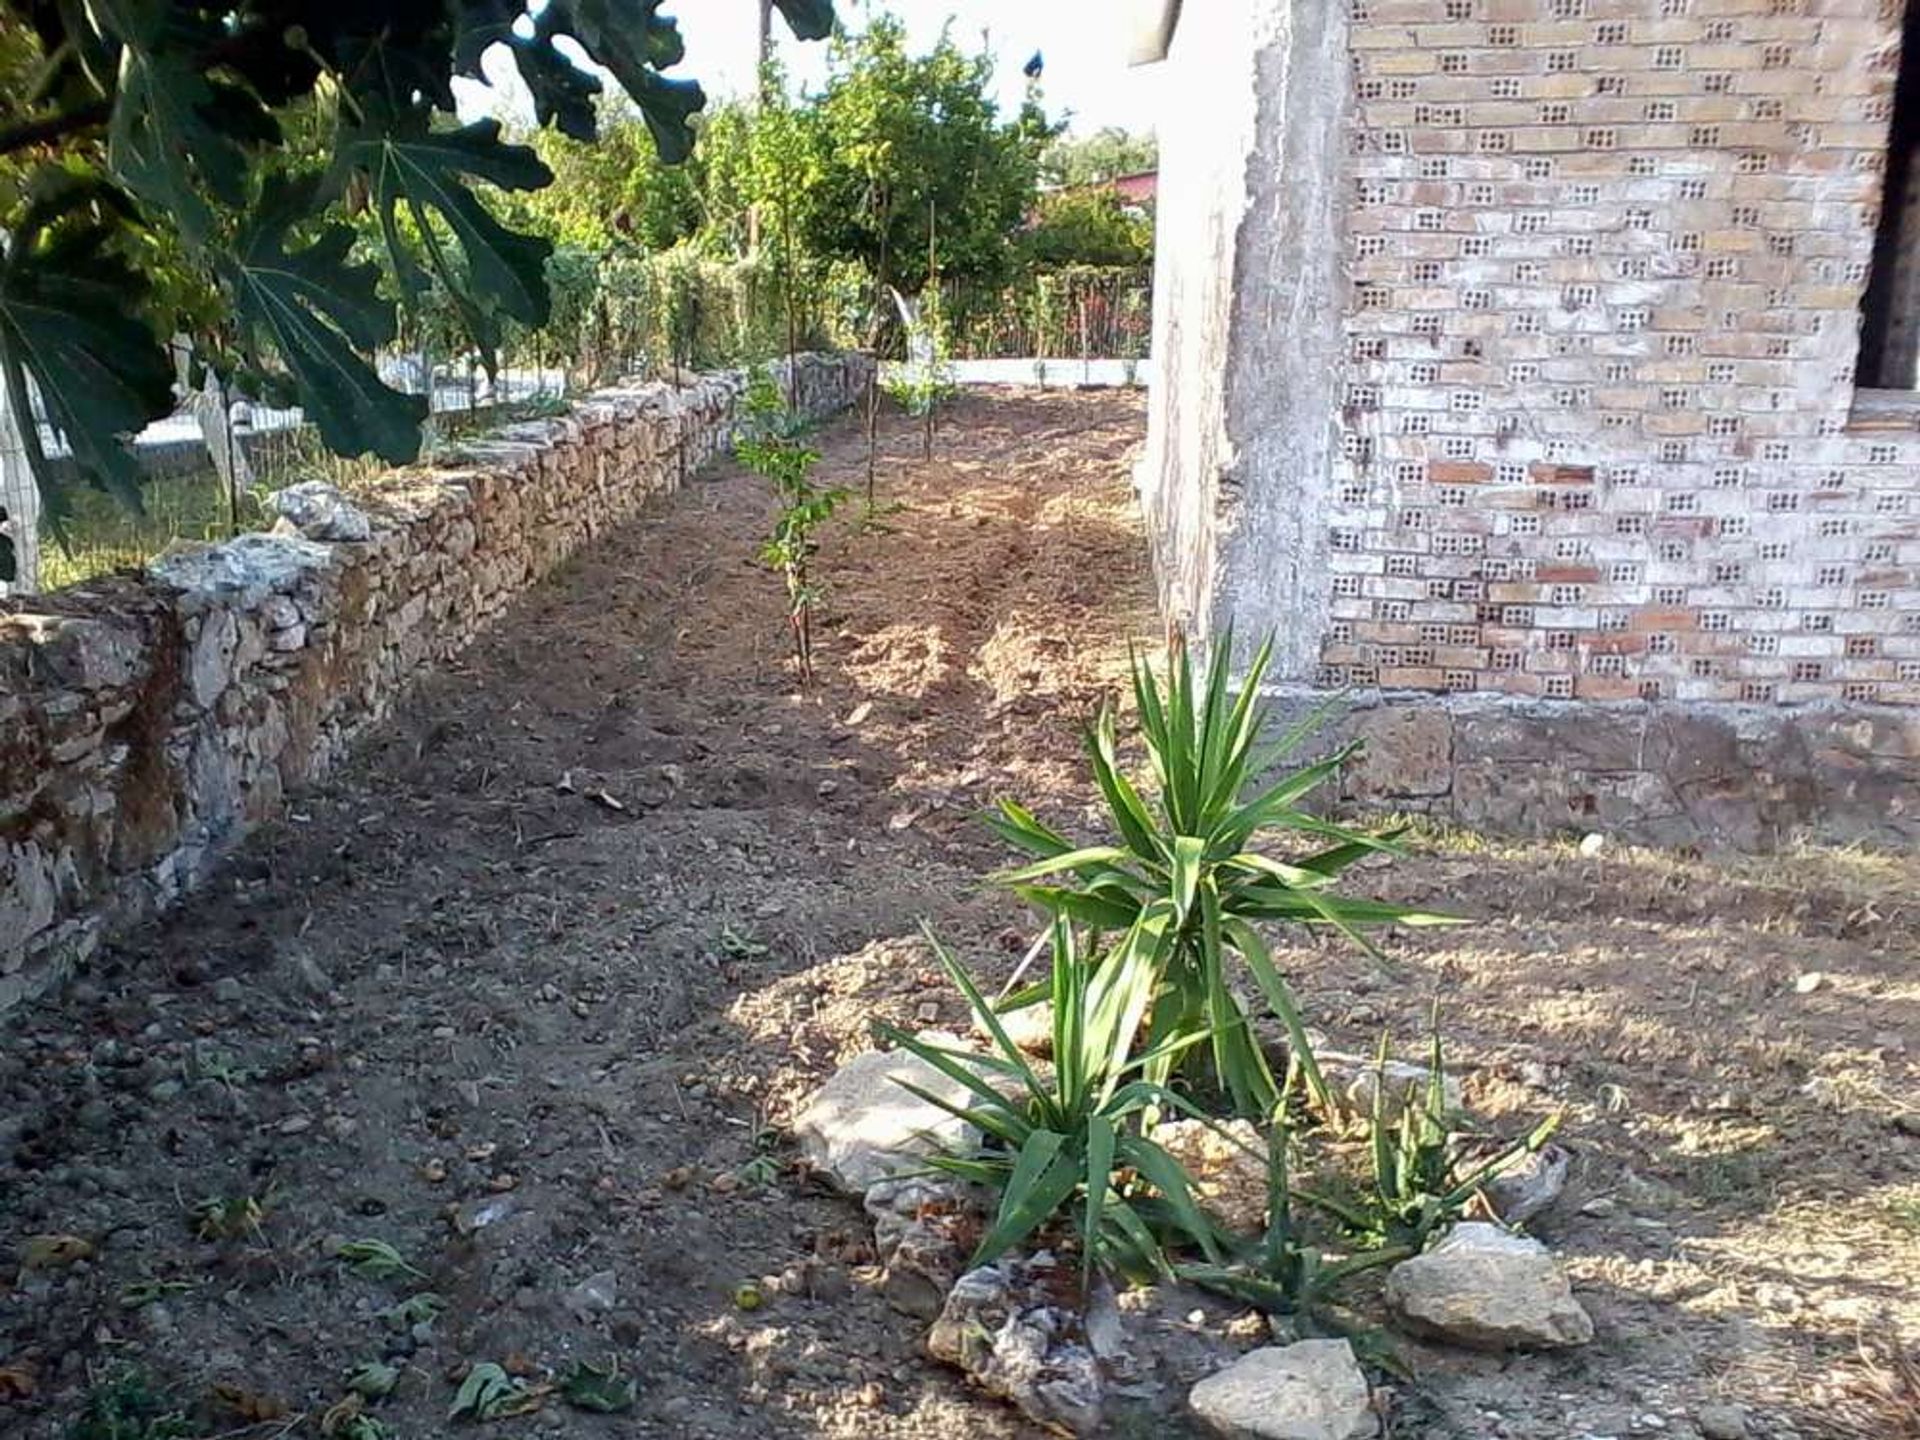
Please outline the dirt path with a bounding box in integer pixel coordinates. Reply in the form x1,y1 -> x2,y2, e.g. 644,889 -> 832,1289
2,390 -> 1915,1440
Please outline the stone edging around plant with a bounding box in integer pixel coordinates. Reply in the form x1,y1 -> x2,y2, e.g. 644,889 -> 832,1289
0,352 -> 875,1013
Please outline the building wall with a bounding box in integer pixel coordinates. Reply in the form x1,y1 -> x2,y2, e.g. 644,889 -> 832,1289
0,355 -> 872,1013
1328,0 -> 1919,711
1141,0 -> 1920,844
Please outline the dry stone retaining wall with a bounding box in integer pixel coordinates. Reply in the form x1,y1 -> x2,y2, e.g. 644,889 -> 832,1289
0,353 -> 872,1012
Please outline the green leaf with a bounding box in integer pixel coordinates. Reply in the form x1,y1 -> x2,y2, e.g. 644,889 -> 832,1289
1119,1134 -> 1223,1262
0,219 -> 175,518
334,1237 -> 426,1282
1081,1115 -> 1116,1286
563,0 -> 708,164
974,1128 -> 1078,1265
997,845 -> 1133,885
919,923 -> 1050,1103
774,0 -> 838,40
985,800 -> 1074,858
345,1360 -> 399,1400
1011,885 -> 1142,931
1169,835 -> 1205,927
559,1358 -> 639,1414
221,177 -> 426,465
343,111 -> 555,330
1225,918 -> 1333,1115
450,1362 -> 540,1421
1086,708 -> 1168,865
96,0 -> 264,241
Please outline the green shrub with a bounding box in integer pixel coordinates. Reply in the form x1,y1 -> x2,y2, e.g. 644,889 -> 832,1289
990,632 -> 1461,1119
882,922 -> 1230,1285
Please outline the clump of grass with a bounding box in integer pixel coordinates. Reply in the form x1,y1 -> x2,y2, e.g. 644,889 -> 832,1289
334,1238 -> 426,1283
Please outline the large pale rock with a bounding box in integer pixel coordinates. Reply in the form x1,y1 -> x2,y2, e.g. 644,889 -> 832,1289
793,1035 -> 979,1192
1189,1340 -> 1377,1440
1385,1223 -> 1592,1350
151,532 -> 333,609
270,481 -> 373,542
928,1253 -> 1102,1434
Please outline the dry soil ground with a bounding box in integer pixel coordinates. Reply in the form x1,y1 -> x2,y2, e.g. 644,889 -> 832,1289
0,391 -> 1915,1440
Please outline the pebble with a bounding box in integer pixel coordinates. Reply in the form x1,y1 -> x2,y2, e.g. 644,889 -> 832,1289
1694,1405 -> 1748,1440
278,1116 -> 312,1135
75,1099 -> 114,1132
1792,971 -> 1826,994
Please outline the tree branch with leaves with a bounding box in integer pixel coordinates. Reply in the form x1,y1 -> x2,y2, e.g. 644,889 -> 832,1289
0,0 -> 836,534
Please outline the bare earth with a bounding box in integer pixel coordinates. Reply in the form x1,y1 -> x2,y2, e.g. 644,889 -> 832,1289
1,390 -> 1914,1440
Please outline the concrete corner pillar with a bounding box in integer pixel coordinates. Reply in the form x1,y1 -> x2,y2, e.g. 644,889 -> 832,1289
1138,0 -> 1351,678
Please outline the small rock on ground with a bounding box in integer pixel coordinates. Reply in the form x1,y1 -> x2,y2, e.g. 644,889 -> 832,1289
1188,1339 -> 1378,1440
927,1253 -> 1103,1435
1694,1404 -> 1748,1440
1480,1142 -> 1571,1225
1385,1223 -> 1593,1351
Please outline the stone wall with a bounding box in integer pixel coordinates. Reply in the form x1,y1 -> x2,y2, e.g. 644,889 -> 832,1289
0,354 -> 872,1011
1296,690 -> 1918,849
1141,0 -> 1918,846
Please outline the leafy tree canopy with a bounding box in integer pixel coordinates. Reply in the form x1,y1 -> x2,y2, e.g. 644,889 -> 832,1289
1040,126 -> 1157,189
0,0 -> 834,522
795,16 -> 1056,298
1019,188 -> 1152,270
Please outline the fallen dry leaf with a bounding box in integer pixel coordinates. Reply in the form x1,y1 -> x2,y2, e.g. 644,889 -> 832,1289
211,1383 -> 288,1422
20,1234 -> 93,1270
319,1392 -> 364,1437
0,1362 -> 36,1401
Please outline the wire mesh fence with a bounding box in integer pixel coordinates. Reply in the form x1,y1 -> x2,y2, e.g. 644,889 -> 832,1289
943,267 -> 1153,362
5,358 -> 572,596
0,257 -> 1154,597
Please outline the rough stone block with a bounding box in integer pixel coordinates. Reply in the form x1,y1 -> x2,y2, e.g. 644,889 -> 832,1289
792,1035 -> 981,1192
1188,1340 -> 1377,1440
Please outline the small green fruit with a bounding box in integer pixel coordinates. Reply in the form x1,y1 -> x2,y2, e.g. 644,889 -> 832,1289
732,1281 -> 764,1311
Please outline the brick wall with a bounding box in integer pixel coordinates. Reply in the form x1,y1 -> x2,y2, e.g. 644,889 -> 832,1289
1323,0 -> 1920,710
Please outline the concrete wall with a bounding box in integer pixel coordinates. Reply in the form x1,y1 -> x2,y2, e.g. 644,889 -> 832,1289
0,354 -> 872,1012
1141,0 -> 1919,845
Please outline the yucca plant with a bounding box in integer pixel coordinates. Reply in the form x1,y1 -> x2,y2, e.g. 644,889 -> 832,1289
989,631 -> 1461,1119
1302,1020 -> 1562,1252
880,922 -> 1231,1286
1180,1111 -> 1412,1320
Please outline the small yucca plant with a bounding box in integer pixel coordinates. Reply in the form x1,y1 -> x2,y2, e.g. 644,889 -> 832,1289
881,922 -> 1230,1285
1303,1021 -> 1562,1252
989,631 -> 1461,1118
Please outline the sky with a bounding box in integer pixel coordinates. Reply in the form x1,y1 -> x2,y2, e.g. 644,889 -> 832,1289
455,1 -> 1160,138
